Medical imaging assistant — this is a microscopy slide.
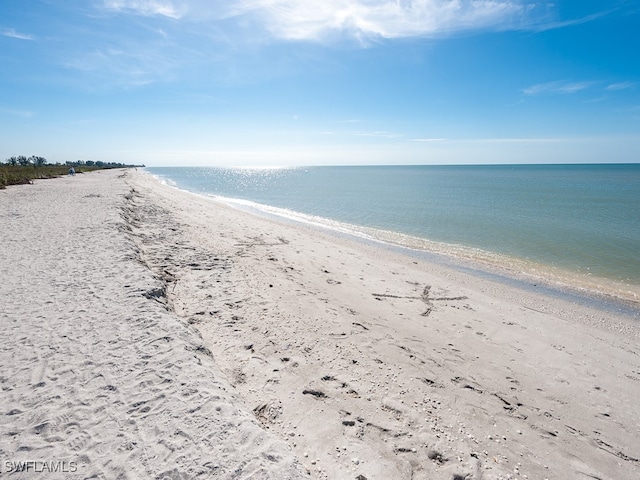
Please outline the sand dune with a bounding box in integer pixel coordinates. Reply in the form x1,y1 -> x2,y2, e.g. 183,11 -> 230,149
1,169 -> 639,479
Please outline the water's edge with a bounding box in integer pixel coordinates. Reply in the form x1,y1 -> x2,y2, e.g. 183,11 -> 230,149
145,167 -> 640,318
226,193 -> 640,320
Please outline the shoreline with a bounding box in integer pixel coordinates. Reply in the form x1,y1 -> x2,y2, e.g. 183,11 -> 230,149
242,211 -> 640,312
147,165 -> 640,306
150,170 -> 640,319
261,210 -> 640,320
383,240 -> 640,320
129,170 -> 640,479
2,170 -> 639,479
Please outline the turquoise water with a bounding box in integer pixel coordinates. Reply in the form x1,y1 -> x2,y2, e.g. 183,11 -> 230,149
147,164 -> 640,299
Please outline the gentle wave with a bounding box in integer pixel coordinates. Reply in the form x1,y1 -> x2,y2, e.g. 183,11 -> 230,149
210,192 -> 640,305
145,165 -> 640,306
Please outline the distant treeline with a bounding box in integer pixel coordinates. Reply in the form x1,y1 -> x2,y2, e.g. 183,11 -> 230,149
1,155 -> 144,189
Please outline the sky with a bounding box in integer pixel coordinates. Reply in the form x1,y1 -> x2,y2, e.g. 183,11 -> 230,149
1,0 -> 639,166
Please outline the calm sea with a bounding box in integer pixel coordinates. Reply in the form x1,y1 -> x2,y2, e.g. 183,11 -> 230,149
146,164 -> 640,302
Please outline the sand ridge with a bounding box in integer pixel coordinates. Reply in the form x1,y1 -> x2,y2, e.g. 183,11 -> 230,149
124,170 -> 640,480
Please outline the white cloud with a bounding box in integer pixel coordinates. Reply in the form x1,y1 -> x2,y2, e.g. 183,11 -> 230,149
226,0 -> 538,42
524,80 -> 637,97
523,80 -> 592,95
528,10 -> 610,32
606,81 -> 636,91
74,1 -> 577,87
2,28 -> 34,40
102,0 -> 186,19
100,1 -> 549,42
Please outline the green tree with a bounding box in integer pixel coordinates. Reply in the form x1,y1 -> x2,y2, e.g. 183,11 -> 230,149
17,155 -> 29,166
29,155 -> 47,167
6,156 -> 18,166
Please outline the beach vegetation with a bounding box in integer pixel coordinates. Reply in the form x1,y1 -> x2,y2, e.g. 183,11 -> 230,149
1,156 -> 143,189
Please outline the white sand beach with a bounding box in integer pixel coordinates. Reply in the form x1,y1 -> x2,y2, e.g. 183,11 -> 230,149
1,169 -> 639,480
0,170 -> 304,479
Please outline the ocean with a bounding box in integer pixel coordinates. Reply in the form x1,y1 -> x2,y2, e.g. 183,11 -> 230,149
146,164 -> 640,303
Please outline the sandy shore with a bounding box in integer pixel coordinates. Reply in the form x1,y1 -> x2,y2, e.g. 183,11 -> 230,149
2,169 -> 639,480
0,170 -> 304,479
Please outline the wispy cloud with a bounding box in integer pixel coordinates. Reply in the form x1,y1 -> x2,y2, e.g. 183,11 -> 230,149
2,28 -> 35,40
99,1 -> 557,43
226,0 -> 541,43
524,80 -> 637,97
606,81 -> 636,91
64,45 -> 180,88
529,10 -> 611,32
73,2 -> 617,89
102,0 -> 185,19
523,80 -> 593,96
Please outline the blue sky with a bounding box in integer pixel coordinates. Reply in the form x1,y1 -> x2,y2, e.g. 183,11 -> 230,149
1,0 -> 638,166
